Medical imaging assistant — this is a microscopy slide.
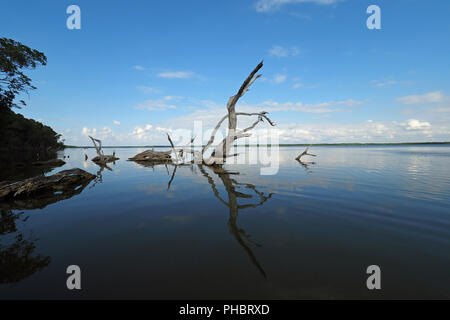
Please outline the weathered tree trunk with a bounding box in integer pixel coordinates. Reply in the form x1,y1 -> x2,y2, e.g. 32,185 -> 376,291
204,61 -> 275,165
129,61 -> 275,166
0,168 -> 95,201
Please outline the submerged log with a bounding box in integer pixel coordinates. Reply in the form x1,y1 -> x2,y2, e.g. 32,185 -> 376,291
92,155 -> 119,163
0,168 -> 96,201
128,149 -> 172,162
32,159 -> 65,167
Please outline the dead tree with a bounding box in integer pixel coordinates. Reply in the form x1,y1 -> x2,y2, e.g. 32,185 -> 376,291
89,136 -> 119,164
203,61 -> 275,165
129,61 -> 275,166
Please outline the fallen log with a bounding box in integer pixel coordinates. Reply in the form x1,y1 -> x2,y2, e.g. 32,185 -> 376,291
128,149 -> 172,162
32,159 -> 65,167
0,168 -> 96,200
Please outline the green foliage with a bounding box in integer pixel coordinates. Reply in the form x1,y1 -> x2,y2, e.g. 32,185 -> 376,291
0,37 -> 47,109
0,38 -> 62,169
0,107 -> 64,166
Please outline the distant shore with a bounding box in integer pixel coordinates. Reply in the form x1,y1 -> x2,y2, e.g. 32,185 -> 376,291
64,141 -> 450,148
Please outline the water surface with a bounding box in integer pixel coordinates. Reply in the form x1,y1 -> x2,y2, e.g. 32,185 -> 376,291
1,145 -> 449,299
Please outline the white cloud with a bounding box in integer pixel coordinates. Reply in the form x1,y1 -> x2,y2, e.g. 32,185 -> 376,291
430,106 -> 450,113
273,73 -> 287,84
291,77 -> 319,89
371,80 -> 398,87
130,124 -> 153,141
137,86 -> 160,94
255,0 -> 340,12
81,126 -> 113,140
134,65 -> 145,71
136,96 -> 179,111
402,119 -> 431,131
262,119 -> 437,143
113,120 -> 120,126
269,45 -> 300,57
254,98 -> 364,113
157,71 -> 193,79
396,91 -> 447,105
263,73 -> 288,84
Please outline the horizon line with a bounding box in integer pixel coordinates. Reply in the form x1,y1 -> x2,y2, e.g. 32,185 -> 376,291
63,141 -> 450,148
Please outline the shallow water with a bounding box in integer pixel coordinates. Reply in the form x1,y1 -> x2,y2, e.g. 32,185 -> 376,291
1,145 -> 449,299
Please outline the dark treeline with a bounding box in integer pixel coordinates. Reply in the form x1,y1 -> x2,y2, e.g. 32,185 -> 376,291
0,106 -> 63,163
0,37 -> 63,170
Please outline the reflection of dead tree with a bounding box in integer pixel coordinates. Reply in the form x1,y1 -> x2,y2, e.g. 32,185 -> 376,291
198,165 -> 273,279
296,146 -> 316,172
90,162 -> 112,189
134,161 -> 273,278
296,159 -> 316,172
129,61 -> 275,166
296,146 -> 316,161
167,165 -> 177,191
89,136 -> 119,164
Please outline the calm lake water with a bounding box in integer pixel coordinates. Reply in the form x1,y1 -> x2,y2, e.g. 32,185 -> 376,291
1,145 -> 449,299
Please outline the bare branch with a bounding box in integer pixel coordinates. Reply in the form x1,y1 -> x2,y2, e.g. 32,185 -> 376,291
167,133 -> 180,163
89,135 -> 103,157
228,60 -> 263,112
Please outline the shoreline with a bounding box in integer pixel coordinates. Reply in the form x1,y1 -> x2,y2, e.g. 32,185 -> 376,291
63,141 -> 450,148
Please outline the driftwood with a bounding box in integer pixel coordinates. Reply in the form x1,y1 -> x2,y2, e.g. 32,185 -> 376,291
0,168 -> 96,201
32,159 -> 65,167
89,135 -> 119,164
129,61 -> 275,166
128,149 -> 172,163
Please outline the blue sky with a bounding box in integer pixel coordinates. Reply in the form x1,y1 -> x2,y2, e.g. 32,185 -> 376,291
1,0 -> 450,145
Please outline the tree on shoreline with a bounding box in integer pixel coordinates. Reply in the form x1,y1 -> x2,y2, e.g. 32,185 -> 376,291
0,37 -> 47,110
0,38 -> 62,166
